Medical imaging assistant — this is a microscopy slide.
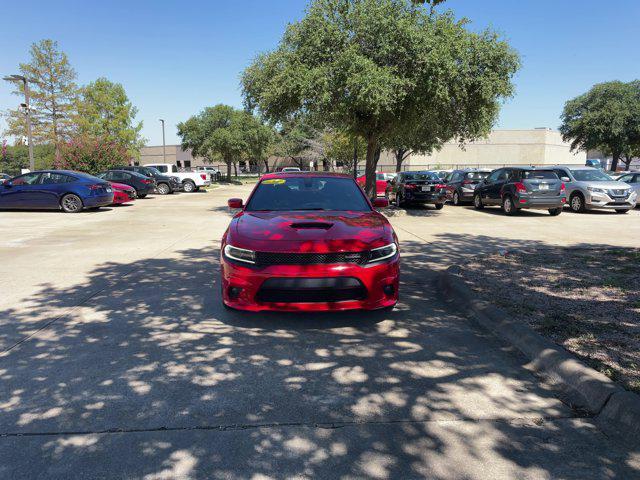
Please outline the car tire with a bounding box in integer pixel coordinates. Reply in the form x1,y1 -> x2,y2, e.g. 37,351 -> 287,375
435,202 -> 444,210
157,183 -> 171,195
60,194 -> 83,213
138,193 -> 147,199
502,195 -> 517,215
183,180 -> 196,193
570,193 -> 586,213
548,207 -> 562,216
473,193 -> 484,210
615,209 -> 629,214
453,191 -> 461,206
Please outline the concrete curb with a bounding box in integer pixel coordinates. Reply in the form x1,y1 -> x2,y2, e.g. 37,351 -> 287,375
436,266 -> 640,447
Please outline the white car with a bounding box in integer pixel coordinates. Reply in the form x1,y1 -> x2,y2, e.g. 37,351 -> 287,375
195,165 -> 222,181
145,163 -> 211,192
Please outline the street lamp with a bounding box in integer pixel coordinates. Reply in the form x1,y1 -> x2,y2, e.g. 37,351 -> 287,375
159,119 -> 166,164
3,74 -> 35,171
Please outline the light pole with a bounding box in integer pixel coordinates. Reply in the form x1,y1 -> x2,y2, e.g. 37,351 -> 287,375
3,74 -> 35,171
159,119 -> 166,164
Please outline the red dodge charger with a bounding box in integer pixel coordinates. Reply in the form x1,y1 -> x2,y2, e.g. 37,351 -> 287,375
220,172 -> 399,312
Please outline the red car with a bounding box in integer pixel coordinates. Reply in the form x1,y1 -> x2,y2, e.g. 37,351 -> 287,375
110,182 -> 136,205
357,172 -> 389,197
221,172 -> 399,312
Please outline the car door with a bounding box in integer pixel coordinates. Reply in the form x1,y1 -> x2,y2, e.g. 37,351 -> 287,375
619,173 -> 640,196
481,169 -> 503,205
33,172 -> 67,208
0,172 -> 42,208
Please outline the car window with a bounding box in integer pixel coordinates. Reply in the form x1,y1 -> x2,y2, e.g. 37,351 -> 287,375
618,174 -> 635,183
465,171 -> 489,181
11,172 -> 41,185
110,171 -> 128,181
403,172 -> 439,181
497,170 -> 509,181
570,169 -> 612,181
171,165 -> 178,173
246,177 -> 370,212
38,172 -> 75,184
522,170 -> 558,180
153,165 -> 168,173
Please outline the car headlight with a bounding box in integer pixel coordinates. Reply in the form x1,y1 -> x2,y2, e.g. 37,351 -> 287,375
587,186 -> 606,194
224,244 -> 256,264
368,243 -> 398,263
630,191 -> 637,200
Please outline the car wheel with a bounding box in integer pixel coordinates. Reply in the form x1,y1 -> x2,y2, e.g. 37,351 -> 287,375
615,209 -> 629,214
502,195 -> 517,215
473,193 -> 484,209
60,194 -> 83,213
453,191 -> 460,206
157,183 -> 170,195
138,193 -> 147,199
435,202 -> 444,210
183,180 -> 196,193
570,193 -> 586,213
548,207 -> 562,216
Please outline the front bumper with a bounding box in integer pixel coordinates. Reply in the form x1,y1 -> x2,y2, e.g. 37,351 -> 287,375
221,255 -> 400,312
586,191 -> 637,210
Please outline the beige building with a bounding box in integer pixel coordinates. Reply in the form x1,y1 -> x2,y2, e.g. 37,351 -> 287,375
138,145 -> 206,169
377,128 -> 586,172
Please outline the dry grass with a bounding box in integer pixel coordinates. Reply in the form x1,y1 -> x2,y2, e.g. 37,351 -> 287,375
461,248 -> 640,393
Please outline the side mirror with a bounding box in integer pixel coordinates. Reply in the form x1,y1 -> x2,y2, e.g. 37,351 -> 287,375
228,198 -> 243,209
373,198 -> 389,208
561,177 -> 571,182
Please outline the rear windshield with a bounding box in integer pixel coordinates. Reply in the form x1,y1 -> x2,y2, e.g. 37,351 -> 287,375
246,177 -> 370,212
465,172 -> 490,180
571,169 -> 612,182
522,170 -> 558,180
404,172 -> 439,181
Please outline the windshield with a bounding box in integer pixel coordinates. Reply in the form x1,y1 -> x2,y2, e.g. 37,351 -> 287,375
465,171 -> 490,180
522,170 -> 558,180
246,177 -> 371,212
404,172 -> 439,181
145,167 -> 162,177
571,169 -> 612,182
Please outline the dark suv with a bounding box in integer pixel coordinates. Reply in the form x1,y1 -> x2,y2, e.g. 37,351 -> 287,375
96,170 -> 156,198
385,171 -> 446,209
114,165 -> 181,195
474,167 -> 566,215
444,169 -> 491,205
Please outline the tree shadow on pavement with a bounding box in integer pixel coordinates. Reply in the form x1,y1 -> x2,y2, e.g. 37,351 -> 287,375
0,237 -> 638,479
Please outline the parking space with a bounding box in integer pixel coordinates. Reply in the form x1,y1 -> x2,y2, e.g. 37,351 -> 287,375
1,185 -> 639,479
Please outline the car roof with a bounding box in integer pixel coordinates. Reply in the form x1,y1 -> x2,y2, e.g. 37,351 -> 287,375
261,172 -> 352,180
107,169 -> 148,178
551,165 -> 595,170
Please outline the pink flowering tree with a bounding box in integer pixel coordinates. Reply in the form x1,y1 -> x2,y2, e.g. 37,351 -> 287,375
55,135 -> 132,175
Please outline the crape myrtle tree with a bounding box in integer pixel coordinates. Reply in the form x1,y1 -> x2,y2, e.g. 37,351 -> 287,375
560,80 -> 640,172
55,135 -> 130,175
242,0 -> 519,198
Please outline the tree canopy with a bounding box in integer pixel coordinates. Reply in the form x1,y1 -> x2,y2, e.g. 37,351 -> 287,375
560,80 -> 640,171
242,0 -> 519,197
55,135 -> 131,175
75,78 -> 145,159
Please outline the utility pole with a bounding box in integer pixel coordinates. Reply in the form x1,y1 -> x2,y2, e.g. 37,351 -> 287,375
159,119 -> 166,163
3,75 -> 35,171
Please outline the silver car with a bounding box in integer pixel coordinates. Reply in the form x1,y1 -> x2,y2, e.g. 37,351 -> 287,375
550,165 -> 637,213
616,172 -> 640,203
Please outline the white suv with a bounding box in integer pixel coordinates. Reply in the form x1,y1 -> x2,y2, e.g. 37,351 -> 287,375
145,163 -> 211,192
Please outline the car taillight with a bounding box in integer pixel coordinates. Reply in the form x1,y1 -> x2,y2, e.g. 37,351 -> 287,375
142,179 -> 152,184
88,184 -> 103,190
436,184 -> 446,189
560,182 -> 566,192
514,182 -> 527,193
200,174 -> 207,180
405,184 -> 416,189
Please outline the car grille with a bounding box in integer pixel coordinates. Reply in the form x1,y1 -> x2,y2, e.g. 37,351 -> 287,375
255,251 -> 369,266
609,189 -> 628,197
256,277 -> 367,303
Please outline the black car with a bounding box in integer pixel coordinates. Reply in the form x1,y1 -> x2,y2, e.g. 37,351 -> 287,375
474,167 -> 566,215
96,170 -> 156,198
386,171 -> 446,209
444,169 -> 491,205
113,165 -> 181,194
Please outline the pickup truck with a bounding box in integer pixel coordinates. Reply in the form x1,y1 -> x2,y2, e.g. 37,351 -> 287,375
144,163 -> 211,192
195,165 -> 222,181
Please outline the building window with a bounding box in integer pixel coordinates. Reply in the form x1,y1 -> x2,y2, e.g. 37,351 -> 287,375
177,161 -> 182,168
184,160 -> 191,168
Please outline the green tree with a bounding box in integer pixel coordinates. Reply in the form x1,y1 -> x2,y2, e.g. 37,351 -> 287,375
0,141 -> 56,175
4,39 -> 78,147
560,80 -> 640,172
242,0 -> 519,197
271,116 -> 326,170
54,135 -> 130,174
75,78 -> 145,159
322,130 -> 367,172
177,104 -> 265,181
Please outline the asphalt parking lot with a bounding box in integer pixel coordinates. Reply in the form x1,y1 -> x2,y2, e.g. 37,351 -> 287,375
1,185 -> 639,479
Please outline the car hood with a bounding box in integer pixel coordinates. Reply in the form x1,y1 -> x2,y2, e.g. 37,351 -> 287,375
230,210 -> 391,252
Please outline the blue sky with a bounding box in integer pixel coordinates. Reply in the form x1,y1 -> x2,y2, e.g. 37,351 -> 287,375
1,0 -> 639,145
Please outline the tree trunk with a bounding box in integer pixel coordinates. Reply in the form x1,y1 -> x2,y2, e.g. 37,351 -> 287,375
226,158 -> 232,181
263,159 -> 269,173
233,161 -> 238,177
364,135 -> 379,200
611,152 -> 620,172
623,155 -> 632,171
395,149 -> 407,172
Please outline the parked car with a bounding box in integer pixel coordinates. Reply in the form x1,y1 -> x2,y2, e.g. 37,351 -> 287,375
145,163 -> 211,192
386,171 -> 446,209
195,165 -> 222,181
443,169 -> 491,205
474,167 -> 566,216
0,173 -> 11,184
0,170 -> 113,213
114,165 -> 181,194
550,165 -> 637,213
109,182 -> 137,205
221,172 -> 397,311
281,167 -> 302,172
432,169 -> 454,180
96,170 -> 155,198
356,172 -> 388,197
616,172 -> 640,203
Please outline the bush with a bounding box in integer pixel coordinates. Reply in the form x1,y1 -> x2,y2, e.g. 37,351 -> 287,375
55,136 -> 131,175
